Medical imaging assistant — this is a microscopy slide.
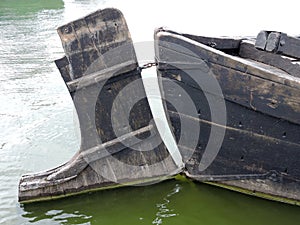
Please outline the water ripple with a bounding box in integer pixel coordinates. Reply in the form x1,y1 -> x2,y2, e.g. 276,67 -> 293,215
152,184 -> 181,224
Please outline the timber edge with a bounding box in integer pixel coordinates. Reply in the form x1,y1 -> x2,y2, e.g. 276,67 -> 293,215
19,173 -> 300,206
19,175 -> 176,204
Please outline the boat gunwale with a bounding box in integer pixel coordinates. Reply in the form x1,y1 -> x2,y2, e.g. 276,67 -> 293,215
155,29 -> 300,90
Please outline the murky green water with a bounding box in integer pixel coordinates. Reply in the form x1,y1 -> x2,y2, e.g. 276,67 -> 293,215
1,0 -> 300,224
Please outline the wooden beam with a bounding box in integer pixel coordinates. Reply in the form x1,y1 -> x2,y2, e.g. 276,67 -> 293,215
255,31 -> 300,59
239,40 -> 300,78
182,34 -> 242,51
266,32 -> 281,52
159,75 -> 300,145
66,60 -> 137,93
155,30 -> 300,90
277,32 -> 300,59
20,125 -> 154,188
57,8 -> 137,80
156,28 -> 243,56
254,30 -> 268,50
159,61 -> 300,125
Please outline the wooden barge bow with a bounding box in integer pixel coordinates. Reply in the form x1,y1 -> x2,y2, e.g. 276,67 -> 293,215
19,8 -> 300,205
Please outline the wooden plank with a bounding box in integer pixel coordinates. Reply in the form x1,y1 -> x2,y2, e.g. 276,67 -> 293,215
57,8 -> 136,79
168,110 -> 300,181
159,75 -> 300,145
183,34 -> 242,51
254,30 -> 268,50
44,125 -> 154,182
157,28 -> 243,51
155,30 -> 300,89
266,32 -> 281,52
159,62 -> 300,125
155,30 -> 300,125
66,60 -> 137,93
239,40 -> 300,78
215,179 -> 300,205
255,31 -> 300,59
277,32 -> 300,59
209,62 -> 300,125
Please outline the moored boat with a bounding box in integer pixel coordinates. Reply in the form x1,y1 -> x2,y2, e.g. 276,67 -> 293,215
155,28 -> 300,205
18,8 -> 181,203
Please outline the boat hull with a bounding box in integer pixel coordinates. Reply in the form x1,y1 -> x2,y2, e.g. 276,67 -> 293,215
18,9 -> 179,203
155,29 -> 300,204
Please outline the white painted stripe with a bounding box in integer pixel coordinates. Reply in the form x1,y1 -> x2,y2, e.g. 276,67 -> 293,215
142,67 -> 184,168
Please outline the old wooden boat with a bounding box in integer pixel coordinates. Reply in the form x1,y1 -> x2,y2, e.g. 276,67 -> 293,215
18,8 -> 181,203
19,8 -> 300,205
155,28 -> 300,205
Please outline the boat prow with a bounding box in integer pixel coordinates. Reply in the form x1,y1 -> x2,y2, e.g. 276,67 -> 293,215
18,8 -> 181,203
155,28 -> 300,205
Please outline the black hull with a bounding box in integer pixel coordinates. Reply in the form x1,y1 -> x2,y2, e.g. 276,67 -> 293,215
155,29 -> 300,204
18,9 -> 179,203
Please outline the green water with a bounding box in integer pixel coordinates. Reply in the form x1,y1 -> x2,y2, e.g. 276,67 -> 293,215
0,0 -> 300,225
20,180 -> 300,225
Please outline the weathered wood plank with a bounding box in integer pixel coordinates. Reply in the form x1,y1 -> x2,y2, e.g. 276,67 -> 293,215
210,62 -> 300,125
215,179 -> 300,205
155,31 -> 300,125
168,111 -> 300,193
266,32 -> 281,52
159,75 -> 300,145
157,59 -> 300,126
277,33 -> 300,59
239,40 -> 300,77
255,31 -> 300,59
66,60 -> 137,93
44,125 -> 154,182
157,28 -> 243,51
57,8 -> 136,80
255,30 -> 268,50
155,30 -> 300,89
183,34 -> 242,51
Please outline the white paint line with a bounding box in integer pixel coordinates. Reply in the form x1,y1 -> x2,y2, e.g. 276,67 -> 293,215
142,67 -> 184,169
